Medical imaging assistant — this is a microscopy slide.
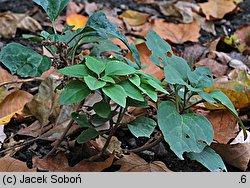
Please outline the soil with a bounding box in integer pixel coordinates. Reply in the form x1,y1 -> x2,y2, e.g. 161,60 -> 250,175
0,0 -> 250,172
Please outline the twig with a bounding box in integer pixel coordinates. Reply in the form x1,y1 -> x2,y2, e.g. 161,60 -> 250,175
127,134 -> 164,153
0,137 -> 40,155
0,77 -> 43,88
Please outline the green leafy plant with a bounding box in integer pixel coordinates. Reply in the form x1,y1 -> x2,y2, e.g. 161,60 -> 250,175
0,0 -> 246,172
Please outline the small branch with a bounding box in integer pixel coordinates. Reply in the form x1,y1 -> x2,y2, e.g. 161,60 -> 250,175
180,86 -> 187,114
0,77 -> 43,88
184,100 -> 205,111
127,134 -> 164,153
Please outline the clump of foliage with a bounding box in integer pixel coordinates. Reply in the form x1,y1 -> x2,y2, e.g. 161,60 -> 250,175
0,0 -> 246,172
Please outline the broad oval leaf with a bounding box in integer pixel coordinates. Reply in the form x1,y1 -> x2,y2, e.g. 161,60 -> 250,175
60,80 -> 90,105
71,112 -> 90,128
138,83 -> 157,102
93,101 -> 111,118
85,56 -> 105,76
0,43 -> 51,77
33,0 -> 70,21
187,67 -> 214,89
84,75 -> 106,90
119,80 -> 144,102
128,117 -> 157,138
187,146 -> 227,172
105,60 -> 136,76
57,64 -> 89,78
102,85 -> 127,107
157,101 -> 214,160
77,128 -> 99,144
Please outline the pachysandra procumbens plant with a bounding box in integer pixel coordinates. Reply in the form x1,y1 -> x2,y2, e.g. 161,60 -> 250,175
0,0 -> 246,172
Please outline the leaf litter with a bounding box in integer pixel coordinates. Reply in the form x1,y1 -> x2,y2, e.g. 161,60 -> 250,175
0,0 -> 250,172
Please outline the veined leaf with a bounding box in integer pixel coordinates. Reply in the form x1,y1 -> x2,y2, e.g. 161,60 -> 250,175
77,128 -> 99,144
105,60 -> 136,76
84,75 -> 106,90
60,80 -> 90,105
102,85 -> 127,107
0,43 -> 51,77
188,67 -> 214,89
57,64 -> 89,78
85,56 -> 105,76
119,80 -> 144,102
158,101 -> 213,160
128,117 -> 157,138
33,0 -> 70,21
93,101 -> 111,118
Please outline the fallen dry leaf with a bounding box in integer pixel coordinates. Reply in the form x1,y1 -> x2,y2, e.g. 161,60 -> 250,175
66,14 -> 88,30
234,24 -> 250,54
211,143 -> 250,171
66,1 -> 84,15
126,42 -> 165,80
114,153 -> 171,172
0,67 -> 21,89
24,75 -> 62,126
200,110 -> 239,144
33,151 -> 115,172
0,156 -> 36,172
204,70 -> 250,110
198,0 -> 237,20
0,11 -> 41,38
85,2 -> 99,16
0,126 -> 6,148
121,10 -> 150,26
195,58 -> 228,78
135,0 -> 155,3
0,90 -> 33,125
95,136 -> 122,155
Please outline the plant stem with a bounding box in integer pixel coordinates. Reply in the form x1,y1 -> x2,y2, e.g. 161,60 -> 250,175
184,100 -> 205,111
0,77 -> 43,88
127,134 -> 164,153
174,86 -> 180,112
180,86 -> 187,114
52,21 -> 57,34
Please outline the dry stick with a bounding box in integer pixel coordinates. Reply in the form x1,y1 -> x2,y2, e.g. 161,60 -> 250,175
127,134 -> 164,153
0,137 -> 40,155
0,77 -> 43,88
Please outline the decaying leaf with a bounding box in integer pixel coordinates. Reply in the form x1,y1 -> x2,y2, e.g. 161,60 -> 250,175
66,1 -> 84,15
33,151 -> 115,172
126,43 -> 165,80
0,90 -> 33,125
121,10 -> 150,26
195,58 -> 228,78
0,67 -> 21,89
95,136 -> 122,155
0,11 -> 42,38
24,75 -> 62,126
204,70 -> 250,109
0,156 -> 36,172
114,153 -> 171,172
66,14 -> 88,30
211,143 -> 250,171
198,0 -> 237,20
200,110 -> 239,144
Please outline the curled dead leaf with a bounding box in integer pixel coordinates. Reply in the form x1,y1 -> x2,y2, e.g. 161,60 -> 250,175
121,10 -> 150,26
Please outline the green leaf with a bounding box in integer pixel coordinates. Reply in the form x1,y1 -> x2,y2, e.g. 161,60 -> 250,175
71,112 -> 90,128
57,64 -> 89,78
146,79 -> 169,94
86,12 -> 141,68
85,56 -> 105,76
90,40 -> 121,56
102,84 -> 127,107
105,60 -> 136,76
138,83 -> 157,102
77,128 -> 99,144
187,147 -> 227,172
100,75 -> 115,83
128,117 -> 157,138
198,91 -> 217,106
91,114 -> 109,126
188,67 -> 214,89
60,80 -> 90,105
84,75 -> 106,90
209,89 -> 246,130
127,98 -> 148,107
93,101 -> 111,118
119,80 -> 144,102
33,0 -> 70,21
158,101 -> 214,160
0,43 -> 51,77
129,74 -> 141,86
